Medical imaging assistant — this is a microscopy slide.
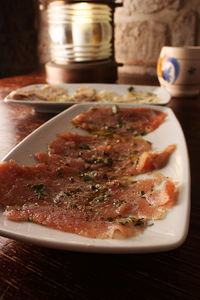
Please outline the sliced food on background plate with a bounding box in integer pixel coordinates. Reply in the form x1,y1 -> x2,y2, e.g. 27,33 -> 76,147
4,83 -> 171,113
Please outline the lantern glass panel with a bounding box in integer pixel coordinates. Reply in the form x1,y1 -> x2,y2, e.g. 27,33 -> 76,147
48,1 -> 113,63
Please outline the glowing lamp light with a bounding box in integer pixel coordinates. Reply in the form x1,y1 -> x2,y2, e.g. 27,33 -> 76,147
45,0 -> 121,83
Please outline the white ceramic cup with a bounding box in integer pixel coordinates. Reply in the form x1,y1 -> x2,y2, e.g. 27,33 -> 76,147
157,46 -> 200,97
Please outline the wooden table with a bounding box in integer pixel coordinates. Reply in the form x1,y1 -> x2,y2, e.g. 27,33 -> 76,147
0,72 -> 199,300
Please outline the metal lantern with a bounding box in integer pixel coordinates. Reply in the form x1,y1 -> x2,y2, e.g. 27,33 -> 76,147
45,0 -> 120,83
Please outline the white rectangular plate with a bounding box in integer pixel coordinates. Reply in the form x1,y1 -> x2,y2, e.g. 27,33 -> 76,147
0,104 -> 190,253
4,83 -> 171,113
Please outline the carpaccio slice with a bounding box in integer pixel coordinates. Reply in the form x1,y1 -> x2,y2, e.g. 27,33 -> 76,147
0,161 -> 177,239
48,132 -> 151,158
34,152 -> 88,175
45,132 -> 175,177
72,106 -> 167,136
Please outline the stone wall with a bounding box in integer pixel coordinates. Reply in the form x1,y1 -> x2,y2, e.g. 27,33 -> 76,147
115,0 -> 200,81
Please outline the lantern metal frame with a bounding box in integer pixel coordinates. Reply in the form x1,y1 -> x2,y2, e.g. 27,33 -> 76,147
45,0 -> 121,83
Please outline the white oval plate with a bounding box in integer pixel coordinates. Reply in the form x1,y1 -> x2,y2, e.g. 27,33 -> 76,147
0,104 -> 190,253
4,83 -> 171,113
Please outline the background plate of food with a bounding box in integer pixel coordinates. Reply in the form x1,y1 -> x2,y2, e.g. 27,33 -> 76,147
4,83 -> 171,113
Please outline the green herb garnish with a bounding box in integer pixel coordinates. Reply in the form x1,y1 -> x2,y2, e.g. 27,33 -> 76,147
56,169 -> 64,178
28,183 -> 47,199
120,221 -> 129,226
129,216 -> 136,223
140,131 -> 147,136
83,175 -> 92,182
128,86 -> 134,92
64,191 -> 72,196
116,119 -> 125,128
86,157 -> 113,166
103,173 -> 109,179
69,177 -> 75,183
28,215 -> 33,222
104,157 -> 113,166
86,157 -> 104,164
53,198 -> 61,204
69,202 -> 77,208
80,144 -> 91,150
134,218 -> 144,226
113,200 -> 120,207
112,105 -> 119,114
130,150 -> 139,155
140,191 -> 146,198
90,184 -> 100,191
127,128 -> 136,133
103,151 -> 110,156
93,195 -> 105,202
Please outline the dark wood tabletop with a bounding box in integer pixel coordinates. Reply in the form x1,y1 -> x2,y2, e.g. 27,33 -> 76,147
0,71 -> 199,300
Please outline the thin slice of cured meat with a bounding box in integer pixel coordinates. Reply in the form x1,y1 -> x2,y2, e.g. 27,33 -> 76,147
48,132 -> 151,160
136,144 -> 176,173
0,160 -> 177,238
73,144 -> 176,178
0,160 -> 83,207
48,133 -> 101,157
34,152 -> 87,175
112,144 -> 177,177
72,106 -> 167,136
4,204 -> 146,239
46,132 -> 175,177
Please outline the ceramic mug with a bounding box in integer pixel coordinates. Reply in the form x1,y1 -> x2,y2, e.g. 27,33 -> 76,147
157,46 -> 200,97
